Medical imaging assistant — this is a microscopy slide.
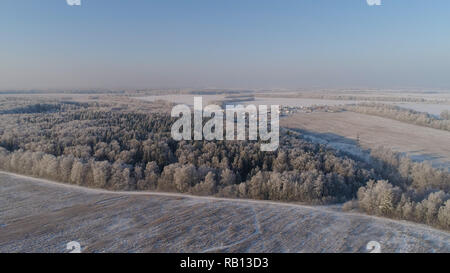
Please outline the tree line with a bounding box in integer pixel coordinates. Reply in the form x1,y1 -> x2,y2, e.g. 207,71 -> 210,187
344,103 -> 450,132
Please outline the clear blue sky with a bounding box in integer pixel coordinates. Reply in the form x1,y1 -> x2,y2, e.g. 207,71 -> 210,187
1,0 -> 449,90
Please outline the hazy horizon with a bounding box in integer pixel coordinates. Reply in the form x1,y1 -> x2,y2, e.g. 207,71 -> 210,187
1,0 -> 450,90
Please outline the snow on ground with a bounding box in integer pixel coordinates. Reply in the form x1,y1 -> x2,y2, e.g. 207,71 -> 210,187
0,172 -> 449,253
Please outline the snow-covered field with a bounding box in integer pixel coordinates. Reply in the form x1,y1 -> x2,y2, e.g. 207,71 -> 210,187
281,112 -> 450,170
1,172 -> 449,253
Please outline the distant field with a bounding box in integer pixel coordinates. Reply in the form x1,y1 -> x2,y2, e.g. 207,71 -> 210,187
281,112 -> 450,170
135,93 -> 450,116
136,95 -> 226,106
1,172 -> 449,253
136,94 -> 366,107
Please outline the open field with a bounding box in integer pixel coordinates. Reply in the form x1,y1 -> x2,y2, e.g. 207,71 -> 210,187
281,111 -> 450,170
1,172 -> 449,253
